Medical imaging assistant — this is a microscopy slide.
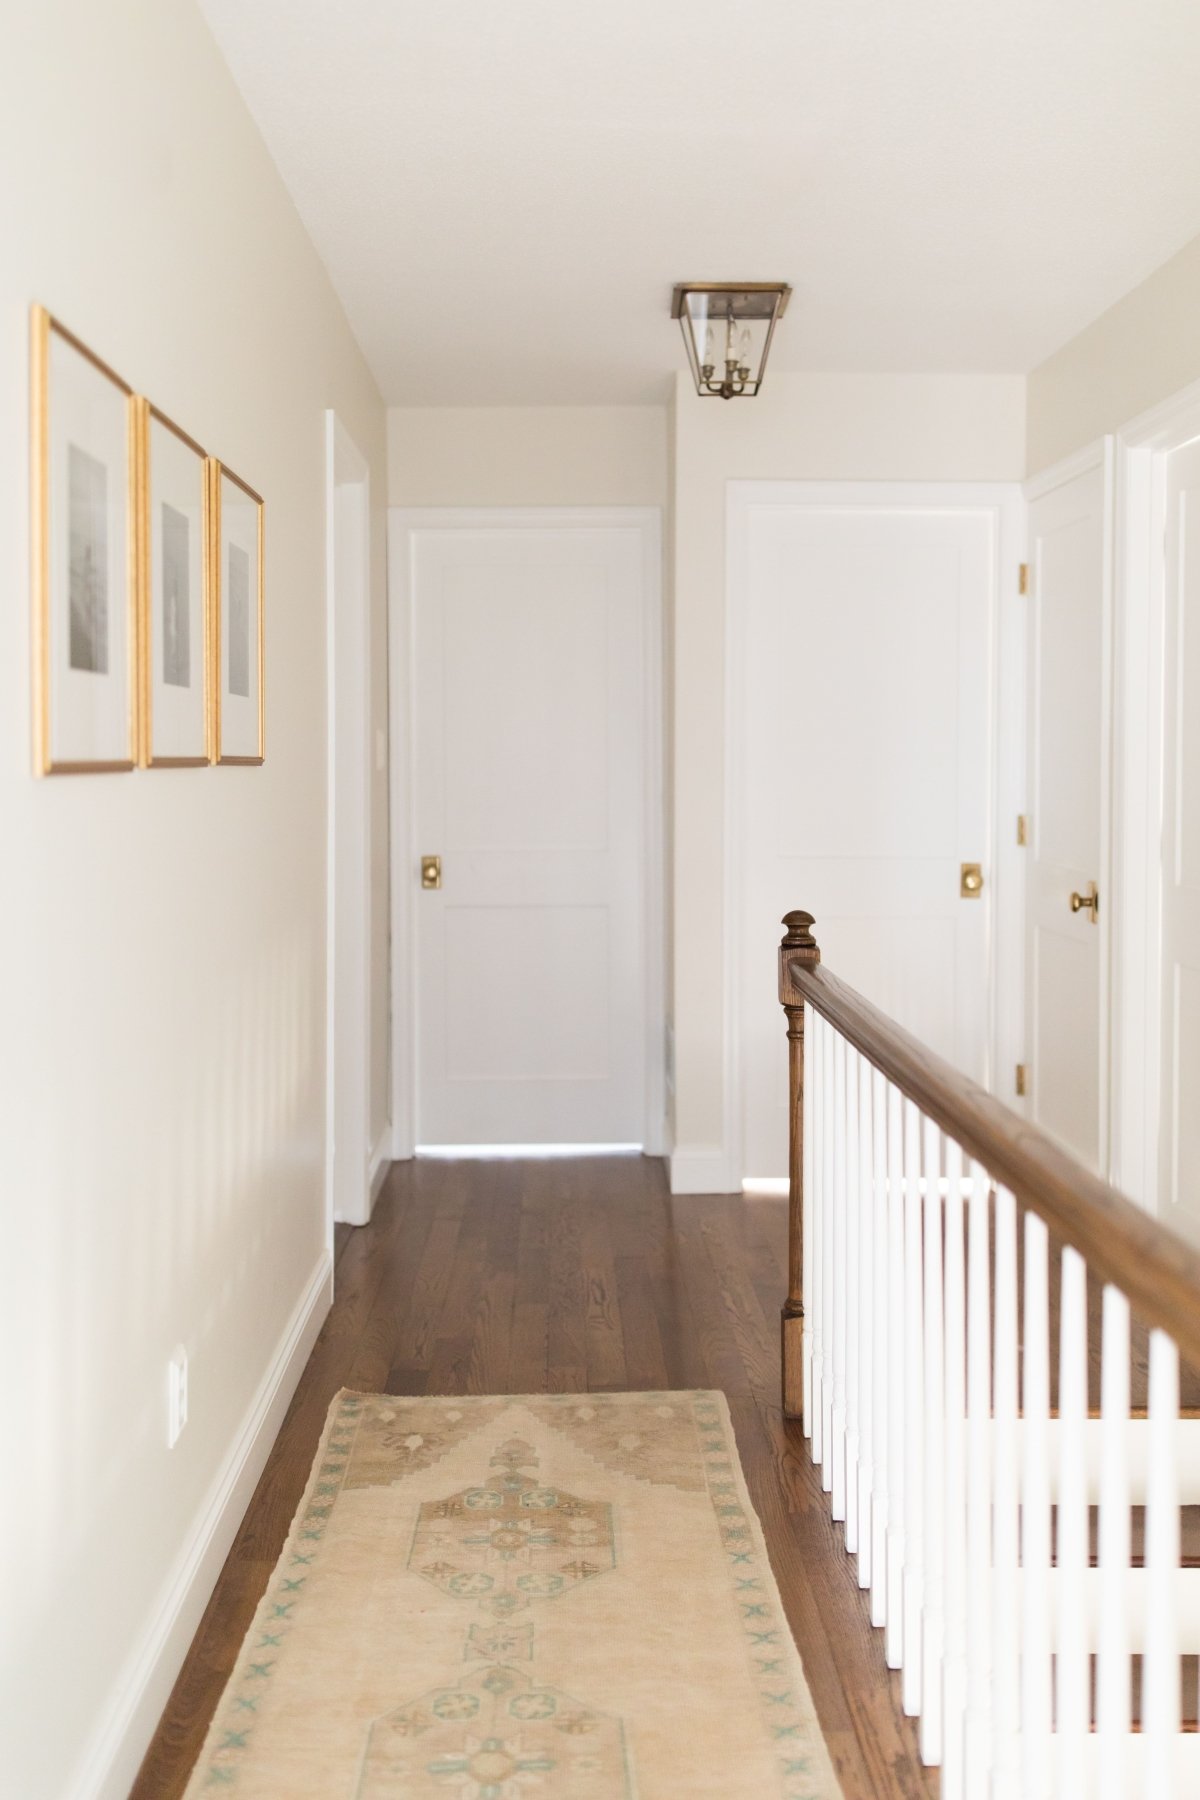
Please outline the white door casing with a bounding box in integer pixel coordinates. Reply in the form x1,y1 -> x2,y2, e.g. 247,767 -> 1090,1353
1158,435 -> 1200,1243
1113,381 -> 1200,1216
325,413 -> 378,1229
390,508 -> 663,1151
1023,447 -> 1111,1173
729,481 -> 1023,1187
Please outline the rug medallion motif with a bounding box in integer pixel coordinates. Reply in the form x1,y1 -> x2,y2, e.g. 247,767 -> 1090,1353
185,1390 -> 843,1797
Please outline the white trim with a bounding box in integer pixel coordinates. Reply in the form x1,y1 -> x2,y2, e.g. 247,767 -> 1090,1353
325,413 -> 379,1228
1022,439 -> 1116,1175
669,1146 -> 738,1195
388,506 -> 417,1161
724,479 -> 1026,1189
369,1129 -> 392,1210
1023,438 -> 1108,501
387,506 -> 666,1156
1111,384 -> 1200,1208
69,1250 -> 333,1800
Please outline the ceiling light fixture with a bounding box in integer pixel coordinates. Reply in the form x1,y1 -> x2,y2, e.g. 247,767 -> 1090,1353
672,281 -> 792,399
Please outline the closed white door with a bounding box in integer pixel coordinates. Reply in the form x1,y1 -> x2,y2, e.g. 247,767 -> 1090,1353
1159,437 -> 1200,1237
737,489 -> 997,1183
410,521 -> 650,1146
1024,458 -> 1107,1170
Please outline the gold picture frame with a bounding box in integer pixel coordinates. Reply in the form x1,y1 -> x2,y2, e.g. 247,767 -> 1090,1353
209,460 -> 265,765
30,304 -> 138,774
136,398 -> 211,768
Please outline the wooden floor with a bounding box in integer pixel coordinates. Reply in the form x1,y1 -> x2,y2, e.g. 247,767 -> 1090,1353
133,1153 -> 936,1799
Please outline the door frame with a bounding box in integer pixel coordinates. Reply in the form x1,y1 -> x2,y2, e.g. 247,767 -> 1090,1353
1112,379 -> 1200,1209
724,479 -> 1026,1191
388,505 -> 666,1158
324,412 -> 381,1231
1021,440 -> 1115,1176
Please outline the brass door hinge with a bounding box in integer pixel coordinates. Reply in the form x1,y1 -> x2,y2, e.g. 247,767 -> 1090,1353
1016,814 -> 1028,846
1015,1063 -> 1028,1097
1018,562 -> 1030,596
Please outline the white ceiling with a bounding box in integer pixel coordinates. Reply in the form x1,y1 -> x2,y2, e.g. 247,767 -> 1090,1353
199,0 -> 1200,405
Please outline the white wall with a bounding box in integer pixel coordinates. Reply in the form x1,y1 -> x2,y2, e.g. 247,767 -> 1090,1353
1027,230 -> 1200,473
388,405 -> 667,507
669,370 -> 1027,1184
0,3 -> 387,1795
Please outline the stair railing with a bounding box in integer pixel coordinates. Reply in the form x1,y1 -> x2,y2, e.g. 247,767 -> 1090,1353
778,910 -> 1200,1799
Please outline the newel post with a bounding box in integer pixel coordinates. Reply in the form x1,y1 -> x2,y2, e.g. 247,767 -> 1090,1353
779,910 -> 820,1420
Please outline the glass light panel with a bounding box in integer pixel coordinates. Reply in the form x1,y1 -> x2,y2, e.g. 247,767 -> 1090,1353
675,284 -> 788,399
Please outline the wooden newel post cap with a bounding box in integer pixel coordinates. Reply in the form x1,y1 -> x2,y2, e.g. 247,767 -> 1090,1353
780,911 -> 819,956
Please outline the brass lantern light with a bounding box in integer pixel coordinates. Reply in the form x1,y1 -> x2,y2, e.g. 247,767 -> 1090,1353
672,281 -> 792,399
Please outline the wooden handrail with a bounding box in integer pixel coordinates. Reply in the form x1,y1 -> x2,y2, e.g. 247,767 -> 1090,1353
777,911 -> 1200,1389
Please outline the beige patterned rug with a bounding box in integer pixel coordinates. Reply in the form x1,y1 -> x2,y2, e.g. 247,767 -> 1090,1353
186,1389 -> 842,1797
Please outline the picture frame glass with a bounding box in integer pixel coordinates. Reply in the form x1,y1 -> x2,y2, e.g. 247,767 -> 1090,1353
146,413 -> 207,762
218,470 -> 262,760
45,326 -> 134,767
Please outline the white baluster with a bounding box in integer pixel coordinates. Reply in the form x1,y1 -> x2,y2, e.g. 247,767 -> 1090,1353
844,1042 -> 860,1551
991,1183 -> 1019,1799
1056,1246 -> 1090,1798
885,1081 -> 906,1670
809,1008 -> 825,1461
831,1031 -> 848,1522
902,1097 -> 925,1717
1143,1327 -> 1181,1799
921,1118 -> 946,1764
964,1159 -> 992,1795
1096,1283 -> 1131,1800
1020,1211 -> 1052,1799
821,1016 -> 835,1490
870,1066 -> 889,1629
855,1054 -> 874,1593
802,1002 -> 816,1438
941,1138 -> 967,1799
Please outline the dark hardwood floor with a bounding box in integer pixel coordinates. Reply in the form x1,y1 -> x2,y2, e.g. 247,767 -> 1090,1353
132,1153 -> 935,1799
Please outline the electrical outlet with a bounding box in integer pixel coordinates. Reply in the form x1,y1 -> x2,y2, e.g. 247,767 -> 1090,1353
167,1345 -> 188,1448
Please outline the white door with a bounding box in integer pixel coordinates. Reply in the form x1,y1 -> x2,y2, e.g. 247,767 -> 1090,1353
409,519 -> 651,1146
1159,436 -> 1200,1238
1024,457 -> 1108,1171
736,488 -> 998,1183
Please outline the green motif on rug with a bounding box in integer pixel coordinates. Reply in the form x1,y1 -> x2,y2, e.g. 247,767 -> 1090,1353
409,1436 -> 615,1619
356,1664 -> 631,1798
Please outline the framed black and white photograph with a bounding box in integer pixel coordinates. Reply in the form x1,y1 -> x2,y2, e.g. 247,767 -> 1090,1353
138,401 -> 209,766
31,305 -> 137,773
211,462 -> 264,764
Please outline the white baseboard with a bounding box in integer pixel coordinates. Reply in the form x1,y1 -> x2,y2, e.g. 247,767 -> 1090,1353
669,1146 -> 738,1195
368,1130 -> 392,1212
72,1249 -> 334,1800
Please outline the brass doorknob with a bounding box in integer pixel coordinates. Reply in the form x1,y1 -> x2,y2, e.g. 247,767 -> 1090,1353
960,862 -> 984,898
420,854 -> 442,890
1070,881 -> 1099,921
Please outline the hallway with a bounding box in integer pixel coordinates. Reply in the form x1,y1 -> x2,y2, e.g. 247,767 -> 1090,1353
133,1156 -> 934,1798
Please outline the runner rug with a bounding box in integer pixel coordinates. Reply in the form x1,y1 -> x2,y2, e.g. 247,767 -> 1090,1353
186,1388 -> 843,1798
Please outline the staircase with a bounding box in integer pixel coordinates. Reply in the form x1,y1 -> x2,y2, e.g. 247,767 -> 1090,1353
776,910 -> 1200,1799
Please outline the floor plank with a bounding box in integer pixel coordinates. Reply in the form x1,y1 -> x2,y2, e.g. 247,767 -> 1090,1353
131,1153 -> 936,1800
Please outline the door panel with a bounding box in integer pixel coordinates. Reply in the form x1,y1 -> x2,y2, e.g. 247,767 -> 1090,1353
412,525 -> 647,1145
740,496 -> 995,1182
1025,461 -> 1106,1170
1160,441 -> 1200,1237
